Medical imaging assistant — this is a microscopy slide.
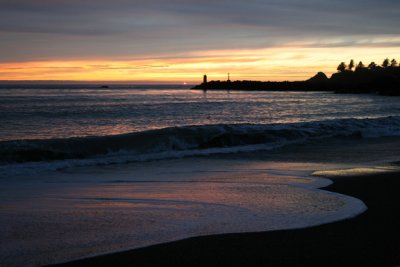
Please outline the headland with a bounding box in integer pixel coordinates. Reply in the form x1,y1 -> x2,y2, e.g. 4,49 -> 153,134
193,58 -> 400,95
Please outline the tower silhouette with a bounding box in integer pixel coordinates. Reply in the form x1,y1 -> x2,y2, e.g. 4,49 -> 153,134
203,74 -> 207,84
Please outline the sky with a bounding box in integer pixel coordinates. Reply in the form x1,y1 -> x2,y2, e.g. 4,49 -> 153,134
0,0 -> 399,82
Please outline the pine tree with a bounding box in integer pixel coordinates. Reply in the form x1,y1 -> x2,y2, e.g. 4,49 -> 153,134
348,59 -> 355,71
337,62 -> 347,72
390,59 -> 398,67
368,62 -> 377,69
382,58 -> 390,68
356,61 -> 365,70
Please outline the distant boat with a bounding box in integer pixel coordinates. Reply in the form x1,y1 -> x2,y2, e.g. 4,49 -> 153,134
100,85 -> 110,88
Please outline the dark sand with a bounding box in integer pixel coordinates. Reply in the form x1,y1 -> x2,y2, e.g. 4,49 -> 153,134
48,172 -> 400,267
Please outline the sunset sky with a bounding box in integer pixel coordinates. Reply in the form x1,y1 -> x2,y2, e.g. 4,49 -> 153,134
1,0 -> 399,82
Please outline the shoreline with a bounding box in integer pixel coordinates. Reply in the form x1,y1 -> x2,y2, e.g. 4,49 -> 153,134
47,171 -> 400,267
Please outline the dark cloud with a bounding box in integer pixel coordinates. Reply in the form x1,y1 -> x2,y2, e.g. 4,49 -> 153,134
0,0 -> 399,61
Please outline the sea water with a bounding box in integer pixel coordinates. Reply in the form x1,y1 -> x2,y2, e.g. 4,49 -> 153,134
1,84 -> 400,266
2,84 -> 400,142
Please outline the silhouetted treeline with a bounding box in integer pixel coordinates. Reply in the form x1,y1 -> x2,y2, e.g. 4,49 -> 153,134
193,58 -> 400,95
331,58 -> 400,95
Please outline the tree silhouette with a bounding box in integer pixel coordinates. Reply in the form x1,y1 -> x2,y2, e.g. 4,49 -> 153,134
348,59 -> 355,71
337,62 -> 347,72
382,58 -> 390,68
356,61 -> 365,70
368,62 -> 377,69
196,58 -> 400,95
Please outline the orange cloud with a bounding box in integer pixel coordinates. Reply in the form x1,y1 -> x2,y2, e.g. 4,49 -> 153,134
1,44 -> 399,82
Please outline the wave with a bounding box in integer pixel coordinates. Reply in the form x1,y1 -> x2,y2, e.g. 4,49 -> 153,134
1,116 -> 400,169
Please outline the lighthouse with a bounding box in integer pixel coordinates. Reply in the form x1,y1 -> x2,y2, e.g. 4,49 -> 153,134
203,74 -> 207,84
227,73 -> 231,82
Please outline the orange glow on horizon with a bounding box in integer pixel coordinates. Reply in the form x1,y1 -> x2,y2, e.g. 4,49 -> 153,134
1,44 -> 399,83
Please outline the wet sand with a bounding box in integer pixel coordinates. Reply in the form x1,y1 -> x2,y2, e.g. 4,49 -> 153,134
48,171 -> 400,267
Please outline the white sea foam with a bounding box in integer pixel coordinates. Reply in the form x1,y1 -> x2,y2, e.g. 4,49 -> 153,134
2,116 -> 400,176
313,165 -> 400,177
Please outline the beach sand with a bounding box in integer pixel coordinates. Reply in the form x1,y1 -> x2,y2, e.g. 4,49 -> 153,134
48,170 -> 400,267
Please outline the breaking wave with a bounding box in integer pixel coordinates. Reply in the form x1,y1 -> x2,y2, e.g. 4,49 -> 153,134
1,116 -> 400,172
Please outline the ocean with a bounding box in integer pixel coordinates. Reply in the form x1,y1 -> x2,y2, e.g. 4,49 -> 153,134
2,84 -> 400,142
1,84 -> 400,266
